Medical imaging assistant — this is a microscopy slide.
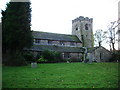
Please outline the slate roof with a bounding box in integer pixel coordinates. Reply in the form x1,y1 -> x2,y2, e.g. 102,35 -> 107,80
26,45 -> 84,53
88,47 -> 99,53
88,46 -> 111,53
32,31 -> 81,42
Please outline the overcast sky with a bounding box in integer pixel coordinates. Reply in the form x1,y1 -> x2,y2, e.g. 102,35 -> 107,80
0,0 -> 119,49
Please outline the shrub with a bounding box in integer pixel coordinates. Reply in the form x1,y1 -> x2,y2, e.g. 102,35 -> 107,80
54,51 -> 62,62
37,56 -> 47,63
109,50 -> 120,62
23,51 -> 34,62
36,52 -> 42,60
41,50 -> 62,63
4,51 -> 27,66
42,50 -> 55,62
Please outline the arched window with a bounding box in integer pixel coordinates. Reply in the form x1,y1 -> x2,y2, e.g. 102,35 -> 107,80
76,27 -> 78,30
85,24 -> 88,30
75,24 -> 79,31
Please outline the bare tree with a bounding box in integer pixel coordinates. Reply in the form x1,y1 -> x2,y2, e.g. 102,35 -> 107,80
106,19 -> 120,51
94,29 -> 107,47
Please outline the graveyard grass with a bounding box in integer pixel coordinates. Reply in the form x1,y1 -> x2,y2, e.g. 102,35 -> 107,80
2,62 -> 119,88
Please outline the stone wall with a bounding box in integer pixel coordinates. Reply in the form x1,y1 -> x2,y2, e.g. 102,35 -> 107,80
92,47 -> 112,62
76,43 -> 82,47
52,41 -> 60,45
34,39 -> 82,47
70,53 -> 79,58
31,51 -> 83,61
64,42 -> 70,46
41,40 -> 48,45
62,52 -> 82,60
70,53 -> 82,58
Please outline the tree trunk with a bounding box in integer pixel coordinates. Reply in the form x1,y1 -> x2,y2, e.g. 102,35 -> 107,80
109,44 -> 112,51
112,43 -> 115,51
98,42 -> 101,47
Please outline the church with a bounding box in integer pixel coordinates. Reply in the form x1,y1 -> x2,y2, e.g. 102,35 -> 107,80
26,16 -> 112,62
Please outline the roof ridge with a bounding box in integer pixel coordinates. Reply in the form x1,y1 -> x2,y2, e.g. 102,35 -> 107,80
32,30 -> 81,42
32,30 -> 74,36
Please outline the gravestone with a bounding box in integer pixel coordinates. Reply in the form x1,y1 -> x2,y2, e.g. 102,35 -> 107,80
88,53 -> 92,64
31,62 -> 37,68
67,61 -> 70,63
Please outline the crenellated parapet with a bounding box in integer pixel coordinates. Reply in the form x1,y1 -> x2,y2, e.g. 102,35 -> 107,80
72,16 -> 93,23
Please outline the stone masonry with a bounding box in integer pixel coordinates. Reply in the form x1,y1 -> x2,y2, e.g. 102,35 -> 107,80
72,16 -> 93,48
34,39 -> 81,47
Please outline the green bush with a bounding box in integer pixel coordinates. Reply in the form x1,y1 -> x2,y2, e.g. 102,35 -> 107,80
37,56 -> 47,63
41,50 -> 62,63
109,50 -> 120,62
23,51 -> 34,62
36,52 -> 42,60
42,50 -> 55,62
4,51 -> 27,66
54,51 -> 63,62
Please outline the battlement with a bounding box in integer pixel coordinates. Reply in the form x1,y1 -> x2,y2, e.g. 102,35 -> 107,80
72,16 -> 93,23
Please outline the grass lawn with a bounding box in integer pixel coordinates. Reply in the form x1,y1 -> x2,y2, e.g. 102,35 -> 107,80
2,62 -> 119,88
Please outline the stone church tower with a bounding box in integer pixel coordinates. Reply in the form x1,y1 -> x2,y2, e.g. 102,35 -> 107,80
72,16 -> 94,48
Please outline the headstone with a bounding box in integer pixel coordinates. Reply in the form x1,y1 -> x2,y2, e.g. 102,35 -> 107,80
67,61 -> 70,63
117,60 -> 118,62
31,62 -> 37,68
88,53 -> 92,64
